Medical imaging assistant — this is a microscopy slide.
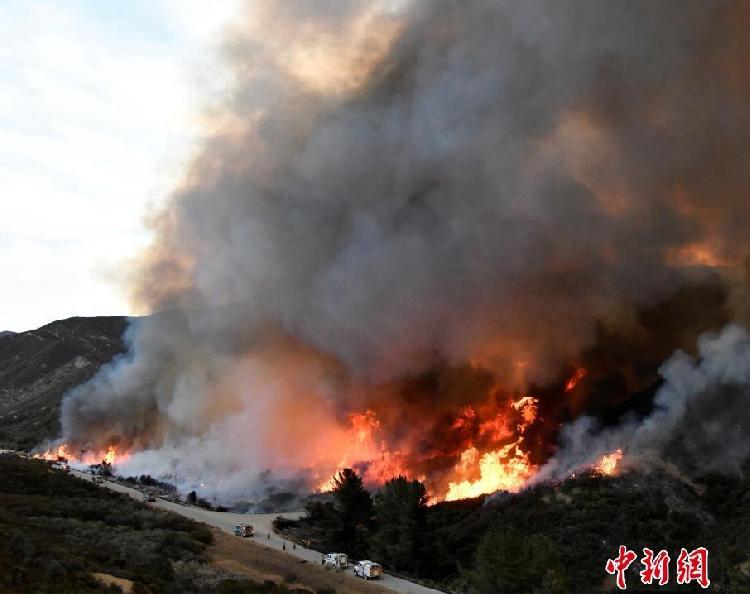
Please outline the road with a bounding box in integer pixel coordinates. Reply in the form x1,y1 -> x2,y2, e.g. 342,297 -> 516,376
73,470 -> 445,594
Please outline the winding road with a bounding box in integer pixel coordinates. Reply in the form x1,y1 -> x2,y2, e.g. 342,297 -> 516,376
73,470 -> 445,594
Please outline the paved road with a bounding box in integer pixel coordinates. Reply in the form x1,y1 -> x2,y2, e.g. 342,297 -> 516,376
73,470 -> 444,594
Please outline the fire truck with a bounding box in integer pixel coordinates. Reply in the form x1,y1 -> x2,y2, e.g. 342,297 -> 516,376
353,560 -> 383,580
53,462 -> 69,472
323,553 -> 349,569
232,524 -> 254,537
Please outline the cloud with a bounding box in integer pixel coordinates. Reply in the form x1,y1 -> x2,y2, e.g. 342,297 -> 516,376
0,0 -> 237,331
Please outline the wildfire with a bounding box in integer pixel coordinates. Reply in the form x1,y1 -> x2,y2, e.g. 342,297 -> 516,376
595,449 -> 623,476
443,396 -> 539,501
511,396 -> 538,426
318,391 -> 544,502
103,445 -> 118,465
33,444 -> 71,461
317,410 -> 408,493
478,413 -> 513,441
445,441 -> 536,501
565,367 -> 588,392
33,443 -> 128,467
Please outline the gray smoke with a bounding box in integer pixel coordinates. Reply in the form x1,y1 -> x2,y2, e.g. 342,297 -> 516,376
59,0 -> 750,499
534,324 -> 750,482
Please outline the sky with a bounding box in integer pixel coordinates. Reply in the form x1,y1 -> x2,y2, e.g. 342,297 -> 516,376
0,0 -> 239,332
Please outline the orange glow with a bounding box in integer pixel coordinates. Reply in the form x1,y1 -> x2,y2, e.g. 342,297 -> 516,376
445,440 -> 536,501
103,445 -> 117,465
565,367 -> 588,392
452,406 -> 477,430
33,444 -> 71,462
478,413 -> 513,441
318,474 -> 338,493
316,394 -> 543,501
665,242 -> 733,268
316,409 -> 409,493
511,396 -> 538,426
595,449 -> 623,476
238,2 -> 403,97
349,410 -> 380,444
34,443 -> 128,467
443,395 -> 539,500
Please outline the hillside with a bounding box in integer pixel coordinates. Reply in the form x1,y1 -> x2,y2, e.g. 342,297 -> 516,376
0,453 -> 315,593
0,317 -> 129,449
278,468 -> 750,593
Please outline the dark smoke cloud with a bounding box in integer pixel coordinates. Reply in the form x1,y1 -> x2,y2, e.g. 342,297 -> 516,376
60,0 -> 750,498
534,324 -> 750,483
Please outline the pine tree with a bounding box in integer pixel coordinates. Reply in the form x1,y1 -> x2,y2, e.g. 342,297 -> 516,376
330,468 -> 373,557
372,476 -> 428,574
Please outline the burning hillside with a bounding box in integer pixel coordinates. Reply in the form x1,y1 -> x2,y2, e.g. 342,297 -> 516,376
49,0 -> 750,502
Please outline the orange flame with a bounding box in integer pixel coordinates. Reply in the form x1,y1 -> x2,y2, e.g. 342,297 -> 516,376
444,396 -> 539,501
595,449 -> 623,476
511,396 -> 538,426
565,367 -> 588,392
316,410 -> 409,493
445,441 -> 536,500
478,413 -> 513,441
103,445 -> 117,465
319,392 -> 543,501
33,443 -> 128,467
33,444 -> 71,462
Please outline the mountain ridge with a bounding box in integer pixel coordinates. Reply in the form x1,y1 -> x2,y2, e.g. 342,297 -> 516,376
0,316 -> 130,449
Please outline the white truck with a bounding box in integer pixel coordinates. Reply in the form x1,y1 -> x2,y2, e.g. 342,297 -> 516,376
323,553 -> 349,569
232,524 -> 254,537
353,560 -> 383,580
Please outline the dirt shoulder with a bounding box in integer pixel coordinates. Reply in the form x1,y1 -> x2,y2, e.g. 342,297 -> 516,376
208,527 -> 390,594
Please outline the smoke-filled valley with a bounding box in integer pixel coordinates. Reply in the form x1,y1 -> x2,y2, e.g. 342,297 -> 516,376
42,0 -> 750,505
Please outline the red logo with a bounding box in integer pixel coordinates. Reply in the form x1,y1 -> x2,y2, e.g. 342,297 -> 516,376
640,548 -> 670,586
605,546 -> 709,590
605,545 -> 638,590
676,547 -> 710,589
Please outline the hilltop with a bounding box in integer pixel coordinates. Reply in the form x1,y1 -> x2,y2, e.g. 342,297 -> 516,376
0,316 -> 129,449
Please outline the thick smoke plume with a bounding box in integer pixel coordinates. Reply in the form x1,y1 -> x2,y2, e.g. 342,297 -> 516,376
534,324 -> 750,484
60,0 -> 750,500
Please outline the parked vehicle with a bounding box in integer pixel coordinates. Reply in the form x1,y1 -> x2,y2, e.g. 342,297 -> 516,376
323,553 -> 349,569
233,524 -> 254,537
92,475 -> 105,483
142,492 -> 156,502
353,560 -> 383,580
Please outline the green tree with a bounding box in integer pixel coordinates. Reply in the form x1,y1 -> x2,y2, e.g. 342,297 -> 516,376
372,476 -> 428,574
330,468 -> 373,557
468,527 -> 568,594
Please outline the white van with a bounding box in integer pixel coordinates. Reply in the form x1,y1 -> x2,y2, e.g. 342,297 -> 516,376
353,560 -> 383,580
323,553 -> 349,569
